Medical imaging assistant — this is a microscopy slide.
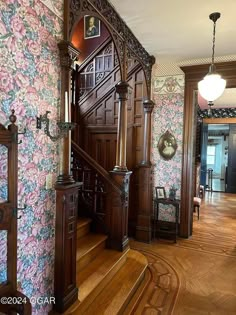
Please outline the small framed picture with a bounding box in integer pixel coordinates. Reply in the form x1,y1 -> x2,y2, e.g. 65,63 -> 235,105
155,186 -> 166,199
84,15 -> 101,39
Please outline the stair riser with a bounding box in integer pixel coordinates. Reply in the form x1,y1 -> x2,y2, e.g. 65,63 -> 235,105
77,223 -> 90,240
77,254 -> 127,314
77,240 -> 106,271
117,269 -> 146,315
123,268 -> 151,315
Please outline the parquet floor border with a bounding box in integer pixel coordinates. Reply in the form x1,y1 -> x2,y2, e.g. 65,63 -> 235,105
130,248 -> 180,315
131,192 -> 236,314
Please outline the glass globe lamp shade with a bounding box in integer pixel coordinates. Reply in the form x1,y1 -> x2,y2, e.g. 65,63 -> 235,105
198,73 -> 226,103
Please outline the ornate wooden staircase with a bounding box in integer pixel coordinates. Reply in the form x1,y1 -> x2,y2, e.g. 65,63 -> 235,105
61,217 -> 148,315
53,32 -> 154,314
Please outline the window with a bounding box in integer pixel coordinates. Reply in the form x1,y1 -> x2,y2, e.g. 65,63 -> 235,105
207,145 -> 216,165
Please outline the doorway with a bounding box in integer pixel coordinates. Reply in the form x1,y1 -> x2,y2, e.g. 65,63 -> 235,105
180,61 -> 236,238
201,123 -> 229,192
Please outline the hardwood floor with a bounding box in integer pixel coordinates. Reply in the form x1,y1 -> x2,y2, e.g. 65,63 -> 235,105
131,192 -> 236,314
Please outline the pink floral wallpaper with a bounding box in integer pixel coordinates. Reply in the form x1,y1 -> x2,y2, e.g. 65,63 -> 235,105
151,74 -> 184,221
0,0 -> 63,313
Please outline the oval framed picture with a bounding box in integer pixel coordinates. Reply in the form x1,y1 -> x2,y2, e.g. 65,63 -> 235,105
158,130 -> 177,160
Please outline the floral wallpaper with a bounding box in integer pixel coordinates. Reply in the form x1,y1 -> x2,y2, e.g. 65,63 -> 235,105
151,74 -> 184,221
0,0 -> 63,313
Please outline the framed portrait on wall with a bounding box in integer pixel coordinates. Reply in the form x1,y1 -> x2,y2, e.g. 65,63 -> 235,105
155,186 -> 166,199
84,15 -> 101,39
158,130 -> 178,161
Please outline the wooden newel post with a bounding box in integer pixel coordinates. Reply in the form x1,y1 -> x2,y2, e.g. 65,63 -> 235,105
109,170 -> 132,251
54,183 -> 81,313
109,81 -> 131,251
53,41 -> 82,312
140,100 -> 154,166
56,40 -> 80,185
113,81 -> 129,172
136,99 -> 155,243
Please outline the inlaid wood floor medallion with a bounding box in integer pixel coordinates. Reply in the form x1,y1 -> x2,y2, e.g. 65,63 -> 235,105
131,193 -> 236,315
129,249 -> 180,315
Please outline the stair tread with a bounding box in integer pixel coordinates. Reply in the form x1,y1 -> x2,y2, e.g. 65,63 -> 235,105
123,266 -> 151,315
83,250 -> 148,315
76,233 -> 107,261
77,217 -> 92,229
77,248 -> 128,301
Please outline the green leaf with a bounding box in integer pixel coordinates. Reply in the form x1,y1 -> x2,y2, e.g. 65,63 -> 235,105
0,33 -> 13,40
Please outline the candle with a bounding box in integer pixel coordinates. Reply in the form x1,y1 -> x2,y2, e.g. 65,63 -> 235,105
65,91 -> 69,122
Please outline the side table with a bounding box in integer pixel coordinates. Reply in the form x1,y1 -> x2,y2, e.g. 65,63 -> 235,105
153,198 -> 180,243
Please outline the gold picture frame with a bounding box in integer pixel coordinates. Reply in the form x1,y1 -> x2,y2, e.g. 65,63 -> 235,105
84,15 -> 101,39
158,130 -> 178,161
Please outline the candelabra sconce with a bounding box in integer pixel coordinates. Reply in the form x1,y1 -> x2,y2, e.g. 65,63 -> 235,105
36,111 -> 76,142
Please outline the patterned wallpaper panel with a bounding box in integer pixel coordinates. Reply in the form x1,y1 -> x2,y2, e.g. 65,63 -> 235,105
151,74 -> 184,222
0,0 -> 63,313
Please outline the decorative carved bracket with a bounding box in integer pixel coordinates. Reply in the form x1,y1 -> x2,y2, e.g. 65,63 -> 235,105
69,0 -> 155,95
58,40 -> 81,70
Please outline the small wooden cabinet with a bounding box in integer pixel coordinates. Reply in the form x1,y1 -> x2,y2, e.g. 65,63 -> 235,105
153,199 -> 180,243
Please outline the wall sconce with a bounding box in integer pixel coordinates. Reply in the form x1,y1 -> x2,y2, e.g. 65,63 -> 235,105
36,91 -> 76,141
198,12 -> 226,113
36,111 -> 76,142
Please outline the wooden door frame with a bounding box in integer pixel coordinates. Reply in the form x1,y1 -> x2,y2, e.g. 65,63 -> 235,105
180,61 -> 236,237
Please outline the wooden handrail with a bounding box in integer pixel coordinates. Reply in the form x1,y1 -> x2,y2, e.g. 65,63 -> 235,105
72,141 -> 121,194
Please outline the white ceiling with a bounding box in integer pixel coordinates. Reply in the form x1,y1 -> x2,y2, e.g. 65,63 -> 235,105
109,0 -> 236,64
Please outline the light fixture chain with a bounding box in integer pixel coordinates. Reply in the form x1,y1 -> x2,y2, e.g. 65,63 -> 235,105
212,21 -> 216,64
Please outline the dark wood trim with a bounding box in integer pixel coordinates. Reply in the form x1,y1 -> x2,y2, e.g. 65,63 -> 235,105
54,182 -> 82,313
181,61 -> 236,237
78,37 -> 112,71
203,117 -> 236,124
0,111 -> 32,314
72,140 -> 121,193
79,75 -> 118,117
85,125 -> 117,132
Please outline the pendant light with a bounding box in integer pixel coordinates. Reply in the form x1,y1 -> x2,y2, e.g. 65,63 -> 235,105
198,12 -> 226,110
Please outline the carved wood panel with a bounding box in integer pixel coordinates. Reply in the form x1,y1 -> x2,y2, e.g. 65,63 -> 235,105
80,66 -> 146,165
87,131 -> 117,171
79,41 -> 117,99
54,183 -> 80,312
